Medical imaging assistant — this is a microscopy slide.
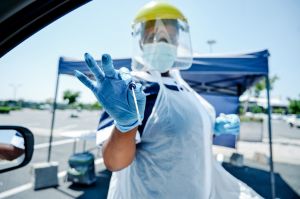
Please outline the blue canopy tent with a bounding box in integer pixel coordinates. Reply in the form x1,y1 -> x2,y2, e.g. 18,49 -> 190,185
47,49 -> 275,198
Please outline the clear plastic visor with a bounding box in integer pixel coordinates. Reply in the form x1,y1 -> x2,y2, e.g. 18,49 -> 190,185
131,19 -> 193,72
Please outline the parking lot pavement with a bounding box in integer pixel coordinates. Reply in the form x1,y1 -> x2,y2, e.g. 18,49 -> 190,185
0,109 -> 100,138
266,119 -> 300,140
4,169 -> 111,199
1,110 -> 300,198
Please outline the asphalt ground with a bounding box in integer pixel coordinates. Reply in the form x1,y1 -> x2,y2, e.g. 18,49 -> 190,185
0,109 -> 300,198
0,109 -> 101,139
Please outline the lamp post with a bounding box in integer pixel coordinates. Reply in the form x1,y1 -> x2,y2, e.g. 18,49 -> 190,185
207,40 -> 216,53
9,84 -> 22,101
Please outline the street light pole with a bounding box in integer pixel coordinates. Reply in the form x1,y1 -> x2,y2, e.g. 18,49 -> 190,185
207,40 -> 216,53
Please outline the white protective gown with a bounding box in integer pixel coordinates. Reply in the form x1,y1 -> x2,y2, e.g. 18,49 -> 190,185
107,70 -> 262,199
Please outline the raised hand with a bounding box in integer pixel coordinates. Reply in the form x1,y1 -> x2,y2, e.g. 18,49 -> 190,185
75,53 -> 146,133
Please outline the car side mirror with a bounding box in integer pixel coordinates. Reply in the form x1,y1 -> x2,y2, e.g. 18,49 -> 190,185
0,126 -> 34,173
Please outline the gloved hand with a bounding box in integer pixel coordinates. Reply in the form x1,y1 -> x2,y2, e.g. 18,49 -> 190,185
75,53 -> 146,133
214,113 -> 240,136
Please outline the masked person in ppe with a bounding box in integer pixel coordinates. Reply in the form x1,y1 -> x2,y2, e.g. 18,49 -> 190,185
75,1 -> 262,198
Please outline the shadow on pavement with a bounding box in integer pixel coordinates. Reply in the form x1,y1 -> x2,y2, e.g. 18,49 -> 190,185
222,162 -> 300,199
57,170 -> 112,199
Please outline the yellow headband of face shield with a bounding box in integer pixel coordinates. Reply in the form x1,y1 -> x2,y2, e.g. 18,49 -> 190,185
133,1 -> 188,25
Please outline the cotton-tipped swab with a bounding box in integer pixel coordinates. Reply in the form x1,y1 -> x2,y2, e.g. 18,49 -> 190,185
129,82 -> 142,124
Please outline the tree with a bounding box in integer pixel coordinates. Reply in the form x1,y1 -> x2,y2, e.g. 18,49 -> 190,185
254,75 -> 279,97
242,75 -> 279,114
288,95 -> 300,114
63,90 -> 80,105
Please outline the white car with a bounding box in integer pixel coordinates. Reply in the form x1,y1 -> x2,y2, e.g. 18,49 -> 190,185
287,115 -> 300,128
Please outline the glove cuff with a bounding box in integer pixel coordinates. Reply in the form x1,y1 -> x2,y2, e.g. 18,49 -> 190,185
114,120 -> 140,133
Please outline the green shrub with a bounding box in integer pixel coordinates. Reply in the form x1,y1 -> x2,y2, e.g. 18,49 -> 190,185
272,107 -> 285,114
90,102 -> 102,110
240,115 -> 263,123
10,106 -> 22,111
238,106 -> 245,115
249,105 -> 264,113
289,99 -> 300,114
0,106 -> 11,114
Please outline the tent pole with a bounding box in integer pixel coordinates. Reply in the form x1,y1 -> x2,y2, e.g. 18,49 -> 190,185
47,73 -> 60,162
265,75 -> 276,199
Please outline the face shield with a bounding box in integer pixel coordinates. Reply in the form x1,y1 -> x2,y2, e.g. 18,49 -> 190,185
131,19 -> 193,73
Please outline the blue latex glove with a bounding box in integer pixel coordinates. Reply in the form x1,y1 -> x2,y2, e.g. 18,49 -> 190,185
214,113 -> 240,136
75,53 -> 146,133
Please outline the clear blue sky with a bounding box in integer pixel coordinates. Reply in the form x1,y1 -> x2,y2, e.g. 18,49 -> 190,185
0,0 -> 299,103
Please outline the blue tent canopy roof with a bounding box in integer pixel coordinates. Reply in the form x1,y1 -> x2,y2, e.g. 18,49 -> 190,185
58,49 -> 269,97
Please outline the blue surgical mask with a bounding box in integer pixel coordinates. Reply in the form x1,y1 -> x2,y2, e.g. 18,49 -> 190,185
142,42 -> 177,73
